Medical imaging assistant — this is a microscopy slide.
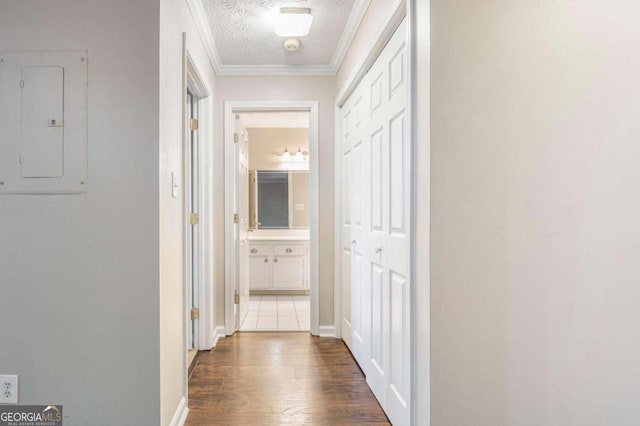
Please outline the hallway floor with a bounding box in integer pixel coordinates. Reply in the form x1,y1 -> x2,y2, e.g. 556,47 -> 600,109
186,333 -> 390,425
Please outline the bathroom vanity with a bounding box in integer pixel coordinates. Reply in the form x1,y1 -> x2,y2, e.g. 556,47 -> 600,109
248,236 -> 310,292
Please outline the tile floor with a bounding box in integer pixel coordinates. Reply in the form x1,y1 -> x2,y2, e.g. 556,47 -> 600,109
240,295 -> 310,331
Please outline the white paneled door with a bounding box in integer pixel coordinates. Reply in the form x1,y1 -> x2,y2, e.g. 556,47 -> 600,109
340,19 -> 410,426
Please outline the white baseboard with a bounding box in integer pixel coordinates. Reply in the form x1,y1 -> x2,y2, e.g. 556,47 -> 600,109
212,325 -> 226,347
169,396 -> 189,426
318,325 -> 336,337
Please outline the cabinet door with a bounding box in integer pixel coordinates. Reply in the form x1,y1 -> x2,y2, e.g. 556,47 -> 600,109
272,256 -> 305,290
249,256 -> 271,290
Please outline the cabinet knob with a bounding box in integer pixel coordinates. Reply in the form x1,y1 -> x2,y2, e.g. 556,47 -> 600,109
264,258 -> 268,263
273,258 -> 278,263
375,247 -> 383,254
250,248 -> 257,254
286,248 -> 292,253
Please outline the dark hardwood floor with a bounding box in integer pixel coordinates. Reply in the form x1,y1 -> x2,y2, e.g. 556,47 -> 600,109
186,332 -> 391,425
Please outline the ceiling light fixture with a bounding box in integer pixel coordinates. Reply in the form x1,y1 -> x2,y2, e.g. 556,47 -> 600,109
274,7 -> 313,37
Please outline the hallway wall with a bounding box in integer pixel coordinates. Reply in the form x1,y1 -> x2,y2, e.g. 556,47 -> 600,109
432,0 -> 640,424
213,76 -> 336,327
0,0 -> 161,424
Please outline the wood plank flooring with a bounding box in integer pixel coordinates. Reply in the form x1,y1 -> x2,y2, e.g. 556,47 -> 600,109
186,332 -> 390,425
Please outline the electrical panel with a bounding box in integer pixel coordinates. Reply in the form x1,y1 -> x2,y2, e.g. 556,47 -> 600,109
0,50 -> 88,194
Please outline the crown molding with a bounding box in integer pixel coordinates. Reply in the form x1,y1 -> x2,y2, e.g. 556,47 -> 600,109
215,64 -> 335,77
186,0 -> 222,72
186,0 -> 371,77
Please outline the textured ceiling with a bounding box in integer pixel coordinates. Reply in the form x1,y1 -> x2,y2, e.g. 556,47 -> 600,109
202,0 -> 357,66
239,112 -> 309,128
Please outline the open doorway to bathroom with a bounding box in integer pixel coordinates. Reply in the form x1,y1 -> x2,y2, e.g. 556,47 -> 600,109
224,101 -> 319,337
237,112 -> 311,331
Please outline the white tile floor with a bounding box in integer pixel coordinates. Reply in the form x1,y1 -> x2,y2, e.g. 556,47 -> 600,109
240,295 -> 310,331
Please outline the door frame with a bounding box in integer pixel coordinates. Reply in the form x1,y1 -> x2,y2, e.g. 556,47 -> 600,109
224,101 -> 320,336
183,40 -> 215,356
333,0 -> 427,424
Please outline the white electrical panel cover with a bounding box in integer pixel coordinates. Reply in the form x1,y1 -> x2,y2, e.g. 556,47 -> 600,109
0,50 -> 88,194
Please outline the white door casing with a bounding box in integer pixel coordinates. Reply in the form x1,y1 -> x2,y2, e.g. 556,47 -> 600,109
224,101 -> 319,336
235,116 -> 250,330
339,18 -> 411,426
186,91 -> 199,351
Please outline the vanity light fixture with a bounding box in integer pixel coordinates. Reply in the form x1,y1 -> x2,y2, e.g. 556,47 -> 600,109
282,146 -> 291,160
274,7 -> 313,37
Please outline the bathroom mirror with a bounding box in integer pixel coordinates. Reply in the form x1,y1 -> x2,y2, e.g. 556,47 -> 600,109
249,170 -> 309,229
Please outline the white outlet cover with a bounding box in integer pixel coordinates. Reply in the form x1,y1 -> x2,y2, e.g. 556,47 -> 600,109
0,375 -> 18,404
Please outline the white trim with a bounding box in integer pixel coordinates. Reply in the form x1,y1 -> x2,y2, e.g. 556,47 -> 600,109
330,0 -> 372,73
212,325 -> 227,347
215,64 -> 335,77
185,0 -> 222,72
318,325 -> 337,338
184,45 -> 215,354
336,0 -> 407,107
169,396 -> 189,426
185,0 -> 370,76
333,103 -> 343,340
187,52 -> 215,352
409,0 -> 429,425
224,101 -> 320,336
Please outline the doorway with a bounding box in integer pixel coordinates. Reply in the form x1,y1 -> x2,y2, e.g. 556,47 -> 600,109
239,118 -> 311,331
224,102 -> 320,336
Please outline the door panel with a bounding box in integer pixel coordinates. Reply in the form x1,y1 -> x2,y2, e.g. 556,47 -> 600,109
249,256 -> 270,289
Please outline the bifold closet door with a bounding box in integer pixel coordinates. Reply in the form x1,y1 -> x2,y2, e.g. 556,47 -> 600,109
340,18 -> 410,426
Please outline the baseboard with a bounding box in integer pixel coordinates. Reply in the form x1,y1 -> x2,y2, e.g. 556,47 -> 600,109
212,325 -> 226,347
169,396 -> 189,426
318,325 -> 336,337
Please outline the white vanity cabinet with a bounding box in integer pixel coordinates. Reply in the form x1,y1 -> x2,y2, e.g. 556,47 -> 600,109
248,240 -> 309,291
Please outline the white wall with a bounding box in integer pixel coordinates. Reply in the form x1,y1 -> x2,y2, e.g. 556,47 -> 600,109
159,0 -> 217,423
214,76 -> 335,326
0,0 -> 161,424
432,0 -> 640,424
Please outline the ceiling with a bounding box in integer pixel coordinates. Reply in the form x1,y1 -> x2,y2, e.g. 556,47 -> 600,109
196,0 -> 368,75
239,112 -> 309,128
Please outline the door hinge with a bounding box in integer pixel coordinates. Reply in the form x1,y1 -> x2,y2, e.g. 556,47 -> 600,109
234,290 -> 240,304
190,212 -> 199,225
190,307 -> 199,320
233,213 -> 239,224
233,133 -> 239,144
189,118 -> 199,131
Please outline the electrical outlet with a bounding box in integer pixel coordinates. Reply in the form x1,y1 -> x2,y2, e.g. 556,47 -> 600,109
0,375 -> 18,404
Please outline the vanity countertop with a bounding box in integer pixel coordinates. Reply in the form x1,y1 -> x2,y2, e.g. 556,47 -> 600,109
248,236 -> 310,241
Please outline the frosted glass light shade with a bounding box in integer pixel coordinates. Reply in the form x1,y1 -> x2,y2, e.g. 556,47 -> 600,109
274,8 -> 313,37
